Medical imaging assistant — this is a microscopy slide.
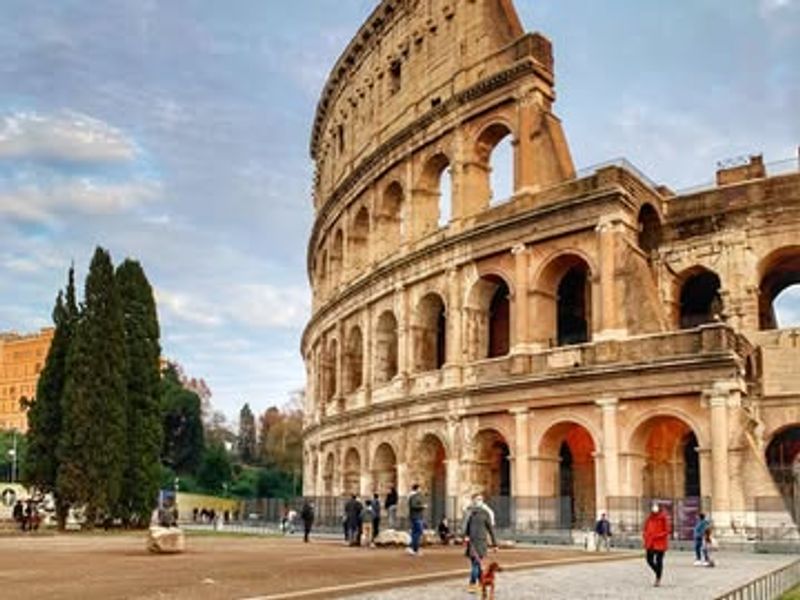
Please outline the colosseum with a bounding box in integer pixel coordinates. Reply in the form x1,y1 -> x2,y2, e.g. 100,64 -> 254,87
301,0 -> 800,539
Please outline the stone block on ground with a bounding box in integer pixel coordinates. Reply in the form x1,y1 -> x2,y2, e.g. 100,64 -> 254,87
373,528 -> 411,547
147,526 -> 186,554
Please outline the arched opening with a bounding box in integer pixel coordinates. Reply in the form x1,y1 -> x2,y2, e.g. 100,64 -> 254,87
343,448 -> 361,496
343,326 -> 363,394
474,429 -> 512,526
350,207 -> 370,271
414,293 -> 446,372
374,311 -> 399,384
323,339 -> 338,405
631,416 -> 701,500
467,275 -> 511,360
330,229 -> 344,288
758,247 -> 800,330
638,204 -> 662,256
477,123 -> 514,207
538,422 -> 596,528
377,181 -> 403,258
416,434 -> 447,525
372,443 -> 398,496
557,265 -> 591,346
323,453 -> 335,496
315,250 -> 328,297
679,268 -> 723,329
766,426 -> 800,525
415,153 -> 451,237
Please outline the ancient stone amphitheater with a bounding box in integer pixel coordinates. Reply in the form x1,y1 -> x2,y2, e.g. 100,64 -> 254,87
301,0 -> 800,538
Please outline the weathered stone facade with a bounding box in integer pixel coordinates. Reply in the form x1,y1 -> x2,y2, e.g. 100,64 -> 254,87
302,0 -> 800,537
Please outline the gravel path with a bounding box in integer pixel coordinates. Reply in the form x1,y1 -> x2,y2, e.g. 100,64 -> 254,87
344,551 -> 796,600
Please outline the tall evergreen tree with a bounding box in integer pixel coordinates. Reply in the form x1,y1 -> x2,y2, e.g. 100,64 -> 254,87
237,403 -> 257,464
24,266 -> 78,525
161,365 -> 205,474
116,259 -> 162,526
57,247 -> 127,525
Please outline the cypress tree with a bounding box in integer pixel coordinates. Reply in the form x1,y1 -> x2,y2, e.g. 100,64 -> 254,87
24,267 -> 78,528
116,259 -> 162,526
57,247 -> 127,525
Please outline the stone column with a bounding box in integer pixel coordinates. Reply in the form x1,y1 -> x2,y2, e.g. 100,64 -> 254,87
594,215 -> 628,341
511,244 -> 530,352
708,390 -> 731,518
395,284 -> 411,377
511,407 -> 531,497
444,268 -> 463,386
362,306 -> 372,405
596,397 -> 621,501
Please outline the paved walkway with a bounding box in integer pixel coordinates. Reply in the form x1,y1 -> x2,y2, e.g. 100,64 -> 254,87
344,551 -> 797,600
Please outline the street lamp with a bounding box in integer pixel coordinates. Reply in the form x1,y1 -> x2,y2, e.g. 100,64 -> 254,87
7,429 -> 17,483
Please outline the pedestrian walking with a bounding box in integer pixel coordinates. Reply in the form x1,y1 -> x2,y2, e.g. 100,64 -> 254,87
702,523 -> 716,567
362,500 -> 374,546
301,500 -> 315,543
406,484 -> 426,556
345,494 -> 363,546
12,500 -> 24,531
463,493 -> 498,594
385,486 -> 398,529
643,503 -> 670,587
372,493 -> 381,540
594,512 -> 612,551
693,513 -> 710,565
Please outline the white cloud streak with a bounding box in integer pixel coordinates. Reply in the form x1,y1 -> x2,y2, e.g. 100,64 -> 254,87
0,111 -> 138,163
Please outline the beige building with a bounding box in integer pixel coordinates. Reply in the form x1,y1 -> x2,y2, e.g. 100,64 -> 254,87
301,0 -> 800,538
0,329 -> 53,432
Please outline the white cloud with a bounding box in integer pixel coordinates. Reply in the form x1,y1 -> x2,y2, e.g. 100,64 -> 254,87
155,289 -> 224,327
0,111 -> 138,163
760,0 -> 795,14
0,178 -> 161,223
228,284 -> 310,329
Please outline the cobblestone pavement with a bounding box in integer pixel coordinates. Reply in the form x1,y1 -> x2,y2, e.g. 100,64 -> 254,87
344,551 -> 796,600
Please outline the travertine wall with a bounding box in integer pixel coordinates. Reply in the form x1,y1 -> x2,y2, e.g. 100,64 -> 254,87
0,329 -> 53,432
302,0 -> 800,537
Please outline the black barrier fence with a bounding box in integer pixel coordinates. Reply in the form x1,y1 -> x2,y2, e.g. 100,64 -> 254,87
183,495 -> 800,542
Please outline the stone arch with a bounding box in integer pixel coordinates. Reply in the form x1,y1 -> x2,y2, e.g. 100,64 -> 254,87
376,181 -> 404,258
343,325 -> 363,394
472,428 -> 512,498
757,246 -> 800,329
466,273 -> 512,360
413,432 -> 448,524
637,203 -> 662,256
372,442 -> 398,496
323,452 -> 335,496
413,292 -> 447,372
330,229 -> 344,287
415,152 -> 452,236
677,266 -> 723,329
374,310 -> 399,384
343,447 -> 361,495
349,206 -> 370,271
629,414 -> 703,500
537,420 -> 597,528
765,424 -> 800,525
532,251 -> 594,347
476,121 -> 515,207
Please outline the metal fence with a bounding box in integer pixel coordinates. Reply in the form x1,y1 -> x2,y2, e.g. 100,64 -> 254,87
715,559 -> 800,600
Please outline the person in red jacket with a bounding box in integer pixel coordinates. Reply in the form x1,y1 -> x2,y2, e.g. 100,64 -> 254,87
643,503 -> 670,587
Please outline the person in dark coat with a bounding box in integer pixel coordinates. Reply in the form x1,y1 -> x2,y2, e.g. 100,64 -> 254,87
371,493 -> 381,540
594,512 -> 612,551
12,500 -> 24,530
407,484 -> 426,556
463,494 -> 498,593
300,500 -> 315,543
345,495 -> 363,546
385,486 -> 398,529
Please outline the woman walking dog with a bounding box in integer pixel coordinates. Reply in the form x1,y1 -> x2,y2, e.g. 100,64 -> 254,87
463,494 -> 498,595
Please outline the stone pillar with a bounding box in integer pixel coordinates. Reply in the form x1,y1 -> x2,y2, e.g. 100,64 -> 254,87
594,215 -> 628,341
444,268 -> 463,386
362,306 -> 372,405
511,408 -> 531,497
511,244 -> 530,352
708,390 -> 731,518
395,284 -> 411,376
335,322 -> 344,400
596,397 -> 621,501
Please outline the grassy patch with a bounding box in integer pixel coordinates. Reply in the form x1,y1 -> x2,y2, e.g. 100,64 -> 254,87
781,586 -> 800,600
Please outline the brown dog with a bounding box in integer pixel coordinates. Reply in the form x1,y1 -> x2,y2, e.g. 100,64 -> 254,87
480,561 -> 502,600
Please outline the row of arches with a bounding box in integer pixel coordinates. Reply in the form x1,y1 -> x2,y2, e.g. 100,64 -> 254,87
319,413 -> 707,528
313,122 -> 515,297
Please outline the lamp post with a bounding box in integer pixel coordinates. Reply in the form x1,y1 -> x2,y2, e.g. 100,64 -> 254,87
7,429 -> 17,483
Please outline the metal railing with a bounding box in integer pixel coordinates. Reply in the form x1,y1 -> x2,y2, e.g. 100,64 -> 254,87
715,559 -> 800,600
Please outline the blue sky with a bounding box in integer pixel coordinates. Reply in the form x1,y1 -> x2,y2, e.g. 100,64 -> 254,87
0,0 -> 798,424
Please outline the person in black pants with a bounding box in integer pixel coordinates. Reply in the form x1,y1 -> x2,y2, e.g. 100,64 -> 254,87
300,500 -> 314,543
371,493 -> 381,540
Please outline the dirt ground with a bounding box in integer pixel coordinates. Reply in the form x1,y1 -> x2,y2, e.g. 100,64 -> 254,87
0,532 -> 627,599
